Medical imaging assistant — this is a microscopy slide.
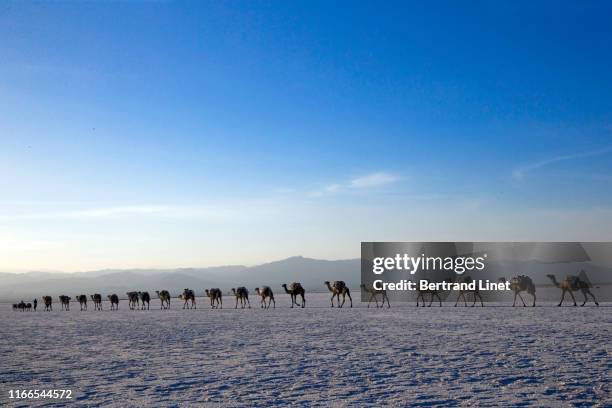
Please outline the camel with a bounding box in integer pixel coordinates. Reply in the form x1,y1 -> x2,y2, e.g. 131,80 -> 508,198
255,286 -> 275,309
360,283 -> 391,308
453,275 -> 483,307
90,294 -> 103,311
42,296 -> 52,311
107,294 -> 119,310
414,280 -> 442,307
324,281 -> 352,308
156,290 -> 171,309
231,287 -> 251,309
205,288 -> 223,309
12,303 -> 18,311
59,295 -> 71,311
281,283 -> 305,308
498,276 -> 536,307
547,274 -> 599,307
25,303 -> 32,311
126,292 -> 140,310
180,289 -> 196,309
75,294 -> 87,311
138,292 -> 151,310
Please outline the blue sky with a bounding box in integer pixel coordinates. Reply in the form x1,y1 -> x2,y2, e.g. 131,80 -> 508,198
1,1 -> 612,271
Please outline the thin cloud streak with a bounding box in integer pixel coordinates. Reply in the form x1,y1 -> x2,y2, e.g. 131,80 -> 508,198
313,172 -> 399,197
513,147 -> 612,180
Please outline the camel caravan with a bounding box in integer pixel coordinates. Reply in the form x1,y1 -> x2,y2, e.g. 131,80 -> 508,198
11,274 -> 603,311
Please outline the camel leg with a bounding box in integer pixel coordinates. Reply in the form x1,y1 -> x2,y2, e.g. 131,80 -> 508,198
531,292 -> 536,307
346,290 -> 352,308
428,293 -> 434,307
569,290 -> 577,306
301,294 -> 306,308
339,293 -> 345,308
246,296 -> 251,309
476,292 -> 483,307
581,290 -> 588,306
384,294 -> 390,308
587,290 -> 599,306
558,290 -> 566,306
517,292 -> 526,307
436,293 -> 442,307
513,292 -> 517,307
367,293 -> 374,308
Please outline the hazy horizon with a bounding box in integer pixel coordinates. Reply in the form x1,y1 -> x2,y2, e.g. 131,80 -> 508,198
2,1 -> 612,271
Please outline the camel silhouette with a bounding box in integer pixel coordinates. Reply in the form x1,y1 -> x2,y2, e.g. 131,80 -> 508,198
59,295 -> 71,311
324,281 -> 352,308
453,275 -> 483,307
42,296 -> 52,311
360,283 -> 391,308
126,292 -> 140,310
415,280 -> 442,307
498,276 -> 536,307
90,294 -> 103,311
75,294 -> 87,311
138,292 -> 150,310
180,289 -> 196,309
156,290 -> 171,309
255,286 -> 275,309
231,287 -> 251,309
107,294 -> 119,310
281,283 -> 305,308
547,273 -> 599,307
205,288 -> 223,309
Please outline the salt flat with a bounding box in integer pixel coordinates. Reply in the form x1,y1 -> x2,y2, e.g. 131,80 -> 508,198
1,294 -> 610,407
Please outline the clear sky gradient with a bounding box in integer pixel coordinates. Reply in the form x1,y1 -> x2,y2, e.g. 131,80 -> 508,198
1,1 -> 612,271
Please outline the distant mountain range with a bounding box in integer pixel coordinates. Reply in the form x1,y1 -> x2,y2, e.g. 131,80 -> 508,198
2,256 -> 611,302
0,256 -> 360,301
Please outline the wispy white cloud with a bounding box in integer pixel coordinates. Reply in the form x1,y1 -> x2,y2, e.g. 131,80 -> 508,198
512,147 -> 612,180
350,172 -> 399,188
311,172 -> 400,197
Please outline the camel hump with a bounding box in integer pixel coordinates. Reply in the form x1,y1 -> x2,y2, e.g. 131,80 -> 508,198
291,282 -> 303,289
333,281 -> 346,289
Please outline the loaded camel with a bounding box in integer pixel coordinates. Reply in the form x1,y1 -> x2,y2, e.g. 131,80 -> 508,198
90,294 -> 103,311
156,290 -> 171,309
454,275 -> 483,307
324,281 -> 352,308
360,283 -> 391,308
255,286 -> 275,309
138,292 -> 151,310
59,295 -> 71,311
205,288 -> 223,309
415,280 -> 442,307
281,283 -> 306,308
75,294 -> 87,311
498,276 -> 536,307
546,274 -> 599,307
231,287 -> 251,309
126,292 -> 140,310
180,289 -> 196,309
42,296 -> 52,311
107,294 -> 119,310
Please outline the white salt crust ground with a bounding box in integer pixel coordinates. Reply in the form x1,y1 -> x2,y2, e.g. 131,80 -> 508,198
1,294 -> 610,407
